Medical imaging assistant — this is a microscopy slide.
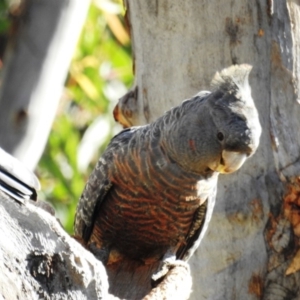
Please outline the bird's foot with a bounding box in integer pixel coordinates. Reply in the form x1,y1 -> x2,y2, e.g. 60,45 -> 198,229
89,242 -> 109,264
151,256 -> 188,282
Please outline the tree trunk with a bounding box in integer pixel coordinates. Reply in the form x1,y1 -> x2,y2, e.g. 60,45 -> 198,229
113,0 -> 300,299
0,0 -> 90,170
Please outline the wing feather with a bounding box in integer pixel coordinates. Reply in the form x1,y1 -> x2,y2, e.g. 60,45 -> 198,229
74,127 -> 138,242
176,187 -> 216,261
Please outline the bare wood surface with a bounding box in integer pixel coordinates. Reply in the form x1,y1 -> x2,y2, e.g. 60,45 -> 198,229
0,191 -> 109,299
0,191 -> 192,299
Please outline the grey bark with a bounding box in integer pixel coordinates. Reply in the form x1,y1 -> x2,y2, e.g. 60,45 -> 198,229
0,191 -> 109,300
0,0 -> 90,170
0,190 -> 192,299
114,0 -> 300,299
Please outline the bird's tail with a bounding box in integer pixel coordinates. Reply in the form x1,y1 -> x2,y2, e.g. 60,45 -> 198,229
211,64 -> 252,99
106,257 -> 160,299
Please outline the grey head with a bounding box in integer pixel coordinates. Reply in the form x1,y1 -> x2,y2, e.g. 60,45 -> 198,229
161,64 -> 262,175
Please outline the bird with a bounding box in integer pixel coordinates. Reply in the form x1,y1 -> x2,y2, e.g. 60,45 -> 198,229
0,147 -> 40,203
74,64 -> 262,298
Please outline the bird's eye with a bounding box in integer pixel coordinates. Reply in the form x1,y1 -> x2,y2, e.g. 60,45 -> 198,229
217,132 -> 224,141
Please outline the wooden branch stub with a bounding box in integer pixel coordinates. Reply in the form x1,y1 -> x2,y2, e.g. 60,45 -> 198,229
143,263 -> 192,300
0,191 -> 109,299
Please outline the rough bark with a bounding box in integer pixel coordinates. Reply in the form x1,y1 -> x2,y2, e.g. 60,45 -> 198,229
0,191 -> 110,300
0,191 -> 192,299
113,0 -> 300,299
0,191 -> 191,300
0,0 -> 90,170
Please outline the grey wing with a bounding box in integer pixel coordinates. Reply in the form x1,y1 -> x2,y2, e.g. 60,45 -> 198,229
74,155 -> 113,242
74,127 -> 139,242
176,186 -> 217,261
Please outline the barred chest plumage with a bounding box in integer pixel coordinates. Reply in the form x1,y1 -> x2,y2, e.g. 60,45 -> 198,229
88,132 -> 218,261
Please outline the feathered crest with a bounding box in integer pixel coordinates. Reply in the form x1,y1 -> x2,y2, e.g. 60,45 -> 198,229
211,64 -> 252,98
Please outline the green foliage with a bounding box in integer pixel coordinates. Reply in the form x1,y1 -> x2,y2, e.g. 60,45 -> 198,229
0,1 -> 10,34
38,1 -> 133,233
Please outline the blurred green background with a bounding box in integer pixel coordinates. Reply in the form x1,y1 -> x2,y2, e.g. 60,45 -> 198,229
0,0 -> 133,233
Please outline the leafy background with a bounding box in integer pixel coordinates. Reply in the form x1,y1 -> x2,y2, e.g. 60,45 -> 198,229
0,0 -> 133,233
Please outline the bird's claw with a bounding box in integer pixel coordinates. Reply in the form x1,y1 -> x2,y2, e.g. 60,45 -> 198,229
151,258 -> 188,282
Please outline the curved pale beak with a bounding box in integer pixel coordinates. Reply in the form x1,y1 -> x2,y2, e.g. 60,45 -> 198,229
209,151 -> 248,174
